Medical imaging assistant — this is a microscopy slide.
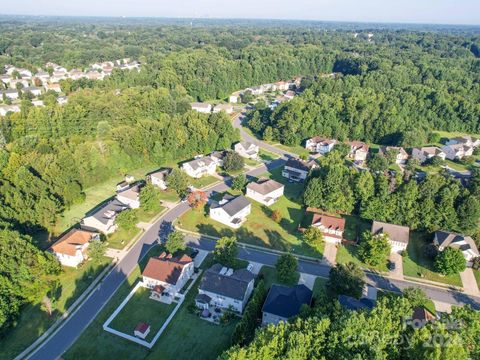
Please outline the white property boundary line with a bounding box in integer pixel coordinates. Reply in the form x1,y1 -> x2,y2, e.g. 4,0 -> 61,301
102,272 -> 201,349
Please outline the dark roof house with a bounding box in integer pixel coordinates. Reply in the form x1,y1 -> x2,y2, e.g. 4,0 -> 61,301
262,284 -> 312,324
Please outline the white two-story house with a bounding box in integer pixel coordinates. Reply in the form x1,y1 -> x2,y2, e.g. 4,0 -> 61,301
282,158 -> 318,182
434,231 -> 479,266
195,264 -> 255,314
371,221 -> 410,253
446,136 -> 480,148
181,156 -> 217,178
311,213 -> 346,244
305,137 -> 337,154
142,253 -> 194,300
147,168 -> 172,190
81,199 -> 127,234
209,194 -> 251,228
116,184 -> 141,209
379,146 -> 409,165
191,102 -> 212,113
411,147 -> 446,164
347,141 -> 370,162
49,229 -> 100,267
234,141 -> 259,160
246,178 -> 284,206
441,144 -> 473,160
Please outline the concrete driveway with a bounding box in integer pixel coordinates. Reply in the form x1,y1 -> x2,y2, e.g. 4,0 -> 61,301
389,253 -> 404,280
298,273 -> 317,290
322,242 -> 337,266
460,268 -> 480,296
247,261 -> 263,275
433,300 -> 452,314
193,249 -> 208,268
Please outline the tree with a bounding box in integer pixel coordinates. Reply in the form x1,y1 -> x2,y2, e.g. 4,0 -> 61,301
87,240 -> 107,264
167,169 -> 189,197
275,253 -> 298,283
115,209 -> 138,231
231,174 -> 247,190
303,226 -> 324,252
326,262 -> 365,298
187,190 -> 208,208
357,232 -> 391,267
435,247 -> 466,275
403,287 -> 428,308
271,209 -> 282,223
213,236 -> 238,267
223,151 -> 245,172
165,231 -> 186,254
368,153 -> 388,172
140,184 -> 162,212
428,155 -> 445,167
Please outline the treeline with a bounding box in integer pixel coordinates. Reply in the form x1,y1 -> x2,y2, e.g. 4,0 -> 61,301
303,151 -> 480,235
0,228 -> 60,335
220,295 -> 479,359
0,86 -> 238,233
247,47 -> 480,146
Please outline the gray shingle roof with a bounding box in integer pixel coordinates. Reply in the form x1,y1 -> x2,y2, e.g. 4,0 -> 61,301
199,264 -> 254,301
88,199 -> 127,225
184,156 -> 215,171
435,231 -> 479,256
210,195 -> 250,217
247,179 -> 284,195
262,284 -> 312,318
371,221 -> 410,244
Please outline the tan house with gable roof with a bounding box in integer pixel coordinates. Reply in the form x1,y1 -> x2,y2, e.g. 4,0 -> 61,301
371,221 -> 410,253
411,147 -> 446,163
246,178 -> 284,206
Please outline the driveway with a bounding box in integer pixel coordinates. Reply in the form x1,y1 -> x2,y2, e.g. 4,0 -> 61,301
460,268 -> 480,296
298,272 -> 317,290
247,261 -> 263,275
322,242 -> 337,266
389,253 -> 404,280
193,249 -> 208,268
433,300 -> 452,314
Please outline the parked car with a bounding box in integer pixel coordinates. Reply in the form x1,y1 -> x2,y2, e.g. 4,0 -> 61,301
190,249 -> 199,259
388,260 -> 396,271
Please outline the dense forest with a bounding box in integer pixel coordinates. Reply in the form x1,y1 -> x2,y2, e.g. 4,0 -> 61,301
0,17 -> 479,338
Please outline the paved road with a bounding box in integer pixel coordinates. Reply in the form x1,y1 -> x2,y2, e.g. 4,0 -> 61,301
28,115 -> 480,360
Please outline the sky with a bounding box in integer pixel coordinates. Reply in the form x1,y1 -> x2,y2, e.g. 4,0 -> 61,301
1,0 -> 480,26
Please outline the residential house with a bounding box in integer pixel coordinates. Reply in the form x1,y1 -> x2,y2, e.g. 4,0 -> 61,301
282,158 -> 318,182
81,199 -> 127,234
147,168 -> 172,190
209,194 -> 251,228
32,99 -> 44,107
247,86 -> 264,95
142,253 -> 194,300
262,284 -> 312,326
411,147 -> 446,163
9,79 -> 30,89
51,71 -> 67,82
181,156 -> 217,178
134,323 -> 150,339
1,89 -> 19,100
69,69 -> 86,80
229,92 -> 240,103
116,184 -> 141,209
434,231 -> 479,265
191,102 -> 212,113
407,307 -> 436,328
195,264 -> 255,313
44,83 -> 62,93
234,141 -> 259,160
0,105 -> 21,116
274,81 -> 290,91
446,136 -> 480,148
0,74 -> 11,85
86,71 -> 103,80
213,103 -> 234,114
371,221 -> 410,253
246,178 -> 284,206
209,150 -> 229,167
441,144 -> 473,160
49,229 -> 100,267
284,90 -> 296,99
346,141 -> 369,162
379,146 -> 409,165
22,86 -> 42,96
57,96 -> 68,105
311,212 -> 345,244
305,137 -> 337,154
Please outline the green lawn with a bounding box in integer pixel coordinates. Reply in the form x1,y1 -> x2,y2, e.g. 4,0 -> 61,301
259,149 -> 280,161
312,277 -> 328,299
258,265 -> 300,289
53,165 -> 159,239
158,189 -> 180,203
65,249 -> 238,360
336,244 -> 389,272
0,257 -> 110,360
108,287 -> 175,342
178,168 -> 322,258
444,159 -> 471,172
402,232 -> 462,287
190,175 -> 220,189
273,143 -> 309,158
473,270 -> 480,289
244,157 -> 261,166
342,215 -> 372,242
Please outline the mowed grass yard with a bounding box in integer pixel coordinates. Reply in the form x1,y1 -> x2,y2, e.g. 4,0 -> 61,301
402,232 -> 462,287
108,287 -> 176,343
178,168 -> 324,258
66,250 -> 238,360
0,257 -> 110,360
